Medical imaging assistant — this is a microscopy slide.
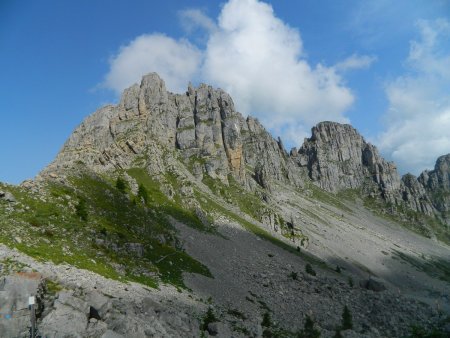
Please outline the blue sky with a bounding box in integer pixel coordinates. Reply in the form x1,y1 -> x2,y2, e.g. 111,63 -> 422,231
1,0 -> 449,184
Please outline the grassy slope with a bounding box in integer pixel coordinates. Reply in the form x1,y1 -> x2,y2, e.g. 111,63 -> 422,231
0,168 -> 212,289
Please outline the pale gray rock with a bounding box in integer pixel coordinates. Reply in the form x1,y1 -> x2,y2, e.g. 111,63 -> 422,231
359,276 -> 386,292
400,173 -> 434,215
41,72 -> 299,193
419,154 -> 450,213
0,191 -> 16,202
291,121 -> 450,221
101,330 -> 125,338
85,290 -> 111,318
294,121 -> 401,194
39,303 -> 88,337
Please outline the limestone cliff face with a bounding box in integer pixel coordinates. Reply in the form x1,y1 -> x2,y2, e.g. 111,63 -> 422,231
44,73 -> 292,189
419,154 -> 450,213
400,174 -> 434,215
291,122 -> 447,218
292,122 -> 401,197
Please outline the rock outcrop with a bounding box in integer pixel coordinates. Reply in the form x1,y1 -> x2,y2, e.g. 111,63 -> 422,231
44,73 -> 293,189
292,122 -> 401,197
419,154 -> 450,213
290,122 -> 450,221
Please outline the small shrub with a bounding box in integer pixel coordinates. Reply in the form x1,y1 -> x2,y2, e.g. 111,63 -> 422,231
342,305 -> 353,330
45,279 -> 62,294
201,307 -> 218,331
43,229 -> 54,238
305,264 -> 316,276
227,309 -> 246,320
115,177 -> 128,193
137,184 -> 149,205
75,197 -> 88,221
261,312 -> 272,327
261,312 -> 273,338
289,271 -> 298,280
245,296 -> 254,303
298,315 -> 321,338
262,329 -> 273,338
28,217 -> 42,227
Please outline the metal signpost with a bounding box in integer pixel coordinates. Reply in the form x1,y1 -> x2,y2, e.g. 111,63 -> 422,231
29,296 -> 35,338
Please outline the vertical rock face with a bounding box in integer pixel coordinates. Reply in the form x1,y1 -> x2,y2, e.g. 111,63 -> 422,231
400,174 -> 434,215
292,122 -> 401,196
419,154 -> 450,212
290,121 -> 450,217
44,73 -> 292,188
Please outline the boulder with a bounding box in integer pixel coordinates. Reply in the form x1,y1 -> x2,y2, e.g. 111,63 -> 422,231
124,242 -> 144,257
206,322 -> 219,336
206,322 -> 231,337
360,276 -> 386,292
0,191 -> 16,203
141,297 -> 163,314
85,290 -> 111,318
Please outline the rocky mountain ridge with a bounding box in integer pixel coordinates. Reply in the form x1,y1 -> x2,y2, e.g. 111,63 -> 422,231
44,73 -> 449,236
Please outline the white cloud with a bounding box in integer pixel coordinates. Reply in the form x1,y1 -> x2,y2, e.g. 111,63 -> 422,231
103,0 -> 371,149
378,19 -> 450,174
179,9 -> 216,33
201,0 -> 354,146
335,54 -> 377,72
104,34 -> 202,94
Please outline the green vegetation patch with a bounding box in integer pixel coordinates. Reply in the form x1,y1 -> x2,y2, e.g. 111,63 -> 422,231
309,184 -> 353,213
392,250 -> 450,283
0,169 -> 212,289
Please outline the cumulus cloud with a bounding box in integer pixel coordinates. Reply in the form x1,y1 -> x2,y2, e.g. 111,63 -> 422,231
335,54 -> 377,72
202,0 -> 354,146
103,0 -> 371,148
104,34 -> 202,94
377,19 -> 450,174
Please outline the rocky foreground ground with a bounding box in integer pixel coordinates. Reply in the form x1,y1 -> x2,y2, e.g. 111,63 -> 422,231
1,211 -> 449,338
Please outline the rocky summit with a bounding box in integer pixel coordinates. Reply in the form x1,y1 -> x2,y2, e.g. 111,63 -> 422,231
1,73 -> 450,337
